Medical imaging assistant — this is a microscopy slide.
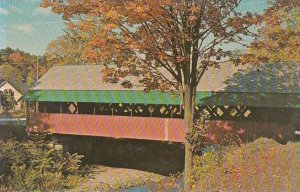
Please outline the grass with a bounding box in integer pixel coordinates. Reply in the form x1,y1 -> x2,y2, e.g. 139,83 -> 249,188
70,139 -> 300,192
193,138 -> 300,192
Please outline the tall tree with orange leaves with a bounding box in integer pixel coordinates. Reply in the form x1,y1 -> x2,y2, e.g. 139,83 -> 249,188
41,0 -> 264,190
41,0 -> 260,190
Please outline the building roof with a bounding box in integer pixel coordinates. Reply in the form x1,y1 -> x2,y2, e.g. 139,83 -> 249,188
31,65 -> 142,91
0,79 -> 4,86
223,63 -> 299,94
29,64 -> 244,91
0,79 -> 28,94
23,63 -> 300,107
9,81 -> 29,94
23,90 -> 300,108
30,63 -> 299,93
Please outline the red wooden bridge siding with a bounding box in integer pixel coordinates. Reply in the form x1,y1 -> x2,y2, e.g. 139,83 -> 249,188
27,113 -> 295,143
28,113 -> 186,142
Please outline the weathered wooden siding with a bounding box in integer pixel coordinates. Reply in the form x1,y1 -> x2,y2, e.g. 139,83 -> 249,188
27,112 -> 298,143
27,113 -> 185,142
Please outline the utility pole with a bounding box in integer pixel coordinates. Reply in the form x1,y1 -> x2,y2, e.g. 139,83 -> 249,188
36,59 -> 39,80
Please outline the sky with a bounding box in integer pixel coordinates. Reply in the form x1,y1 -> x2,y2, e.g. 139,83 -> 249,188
0,0 -> 269,56
0,0 -> 66,55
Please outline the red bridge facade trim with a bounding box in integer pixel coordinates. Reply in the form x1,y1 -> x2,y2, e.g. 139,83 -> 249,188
27,113 -> 186,142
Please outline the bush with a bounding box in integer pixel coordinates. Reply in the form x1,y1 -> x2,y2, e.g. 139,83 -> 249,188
0,125 -> 28,141
0,133 -> 84,191
0,89 -> 17,113
193,138 -> 300,191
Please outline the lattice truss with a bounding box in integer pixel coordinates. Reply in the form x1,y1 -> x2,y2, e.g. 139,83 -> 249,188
95,103 -> 253,120
195,105 -> 253,120
94,103 -> 184,118
36,101 -> 253,120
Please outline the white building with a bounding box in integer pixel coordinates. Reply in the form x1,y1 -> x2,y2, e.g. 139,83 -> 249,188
0,79 -> 25,111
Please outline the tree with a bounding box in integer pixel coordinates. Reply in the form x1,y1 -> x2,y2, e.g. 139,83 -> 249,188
0,48 -> 47,84
45,34 -> 87,66
0,89 -> 17,113
26,69 -> 35,87
0,47 -> 14,63
8,52 -> 24,63
242,1 -> 300,64
2,64 -> 23,83
0,134 -> 84,191
42,1 -> 260,190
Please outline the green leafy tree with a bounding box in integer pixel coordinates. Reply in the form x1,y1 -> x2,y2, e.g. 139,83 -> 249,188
2,64 -> 22,83
0,89 -> 17,113
45,33 -> 87,66
26,69 -> 35,87
242,1 -> 300,64
0,47 -> 48,84
0,133 -> 84,191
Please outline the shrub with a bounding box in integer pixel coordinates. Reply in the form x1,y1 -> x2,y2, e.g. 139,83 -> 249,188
0,133 -> 84,191
0,89 -> 17,113
0,125 -> 28,141
193,138 -> 300,191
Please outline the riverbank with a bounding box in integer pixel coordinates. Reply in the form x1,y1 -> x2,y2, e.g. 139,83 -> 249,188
0,127 -> 184,191
70,165 -> 165,192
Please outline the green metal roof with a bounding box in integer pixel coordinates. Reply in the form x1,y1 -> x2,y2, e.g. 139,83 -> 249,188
23,90 -> 186,105
22,90 -> 300,108
199,92 -> 300,108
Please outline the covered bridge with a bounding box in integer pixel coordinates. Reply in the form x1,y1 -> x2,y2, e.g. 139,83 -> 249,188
23,63 -> 300,143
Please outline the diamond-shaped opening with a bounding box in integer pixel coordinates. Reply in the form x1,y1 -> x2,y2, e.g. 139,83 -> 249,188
119,103 -> 123,107
68,103 -> 77,114
160,106 -> 166,114
244,109 -> 251,117
201,108 -> 210,116
172,107 -> 178,114
137,106 -> 143,113
224,105 -> 229,109
230,108 -> 238,117
124,106 -> 131,112
148,106 -> 154,113
99,106 -> 105,112
217,107 -> 224,116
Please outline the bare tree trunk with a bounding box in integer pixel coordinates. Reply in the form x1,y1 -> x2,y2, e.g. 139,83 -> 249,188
183,84 -> 194,191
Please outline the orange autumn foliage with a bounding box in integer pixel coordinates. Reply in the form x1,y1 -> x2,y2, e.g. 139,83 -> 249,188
8,52 -> 23,63
41,0 -> 260,92
40,1 -> 300,190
